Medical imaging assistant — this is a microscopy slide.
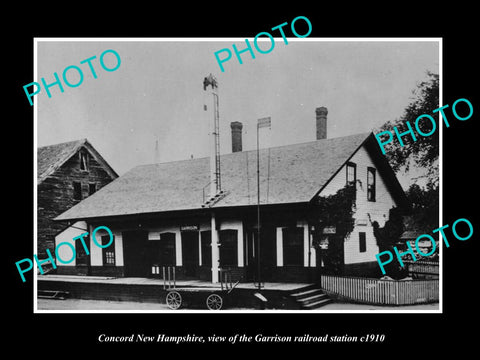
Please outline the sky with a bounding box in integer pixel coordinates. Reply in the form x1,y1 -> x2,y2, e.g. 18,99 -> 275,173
36,39 -> 439,188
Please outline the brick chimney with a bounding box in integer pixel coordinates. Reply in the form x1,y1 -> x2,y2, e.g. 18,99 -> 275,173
230,121 -> 243,152
315,106 -> 328,140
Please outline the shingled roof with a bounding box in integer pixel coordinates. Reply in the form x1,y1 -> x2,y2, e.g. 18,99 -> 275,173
37,139 -> 118,183
55,132 -> 403,221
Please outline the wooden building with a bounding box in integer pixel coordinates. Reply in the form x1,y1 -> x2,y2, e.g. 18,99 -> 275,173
37,139 -> 118,257
54,109 -> 408,282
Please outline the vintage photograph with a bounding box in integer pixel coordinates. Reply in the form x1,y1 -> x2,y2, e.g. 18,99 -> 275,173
34,39 -> 440,312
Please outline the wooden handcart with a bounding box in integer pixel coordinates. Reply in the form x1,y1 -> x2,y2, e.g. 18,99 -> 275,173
163,267 -> 239,310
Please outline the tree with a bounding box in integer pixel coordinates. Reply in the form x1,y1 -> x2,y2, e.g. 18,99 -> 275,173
368,207 -> 404,253
308,185 -> 356,274
379,71 -> 439,188
368,207 -> 407,279
405,182 -> 439,233
379,71 -> 440,264
309,185 -> 356,239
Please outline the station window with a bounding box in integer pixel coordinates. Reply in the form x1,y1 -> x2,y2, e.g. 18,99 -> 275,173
346,162 -> 356,187
346,162 -> 357,201
76,236 -> 90,265
201,231 -> 212,266
219,230 -> 238,267
367,167 -> 376,202
102,235 -> 115,266
359,232 -> 366,253
160,232 -> 176,266
283,227 -> 304,266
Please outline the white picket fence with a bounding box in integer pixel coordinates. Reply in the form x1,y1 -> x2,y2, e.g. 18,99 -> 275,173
320,274 -> 439,305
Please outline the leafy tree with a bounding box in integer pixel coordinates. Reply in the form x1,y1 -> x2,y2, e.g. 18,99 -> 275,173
310,185 -> 356,239
368,207 -> 407,279
378,71 -> 440,268
405,182 -> 439,232
308,185 -> 356,274
368,207 -> 404,253
379,71 -> 439,187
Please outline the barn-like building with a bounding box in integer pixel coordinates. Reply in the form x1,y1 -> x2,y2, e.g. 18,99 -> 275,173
37,139 -> 118,258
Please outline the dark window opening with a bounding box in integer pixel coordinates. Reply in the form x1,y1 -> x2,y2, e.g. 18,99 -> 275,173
80,152 -> 88,171
201,231 -> 212,267
160,232 -> 176,266
283,227 -> 304,266
76,236 -> 90,265
346,162 -> 357,200
346,162 -> 356,186
219,229 -> 238,267
73,181 -> 82,200
102,235 -> 115,266
88,183 -> 96,196
367,167 -> 376,202
359,232 -> 366,253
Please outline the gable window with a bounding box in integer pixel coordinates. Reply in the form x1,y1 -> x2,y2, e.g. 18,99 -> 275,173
80,152 -> 88,171
73,181 -> 82,200
219,230 -> 238,267
88,183 -> 96,196
283,227 -> 304,266
367,167 -> 376,202
346,162 -> 356,187
359,232 -> 366,253
102,235 -> 115,266
346,162 -> 357,201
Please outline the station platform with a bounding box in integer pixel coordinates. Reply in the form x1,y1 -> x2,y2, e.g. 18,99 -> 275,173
37,274 -> 317,310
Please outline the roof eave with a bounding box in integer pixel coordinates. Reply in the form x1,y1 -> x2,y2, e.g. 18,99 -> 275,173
53,201 -> 312,223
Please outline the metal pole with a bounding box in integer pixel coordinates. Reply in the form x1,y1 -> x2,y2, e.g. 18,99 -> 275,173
163,266 -> 166,290
220,270 -> 224,291
211,212 -> 219,283
173,267 -> 176,288
214,92 -> 221,192
168,266 -> 171,289
308,226 -> 314,284
257,123 -> 261,290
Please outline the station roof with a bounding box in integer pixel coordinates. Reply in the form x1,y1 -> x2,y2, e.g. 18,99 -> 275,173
55,132 -> 406,221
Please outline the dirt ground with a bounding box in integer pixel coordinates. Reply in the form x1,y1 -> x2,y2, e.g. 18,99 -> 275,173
36,298 -> 440,311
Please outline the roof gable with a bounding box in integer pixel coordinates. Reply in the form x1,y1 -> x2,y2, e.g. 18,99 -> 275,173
216,132 -> 372,207
37,139 -> 118,183
362,135 -> 409,209
56,132 -> 376,221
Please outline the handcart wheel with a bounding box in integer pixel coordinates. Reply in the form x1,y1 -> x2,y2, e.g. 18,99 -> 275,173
166,291 -> 182,310
206,293 -> 223,310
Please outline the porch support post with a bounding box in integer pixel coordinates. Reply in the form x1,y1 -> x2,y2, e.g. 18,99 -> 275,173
175,229 -> 182,266
303,222 -> 309,267
310,232 -> 316,267
276,227 -> 283,267
237,221 -> 244,267
211,212 -> 220,283
198,231 -> 202,266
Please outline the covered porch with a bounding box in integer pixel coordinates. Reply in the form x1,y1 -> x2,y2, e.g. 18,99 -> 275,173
54,204 -> 347,284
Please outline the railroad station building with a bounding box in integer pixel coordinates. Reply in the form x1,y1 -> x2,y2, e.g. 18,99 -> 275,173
53,107 -> 408,283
